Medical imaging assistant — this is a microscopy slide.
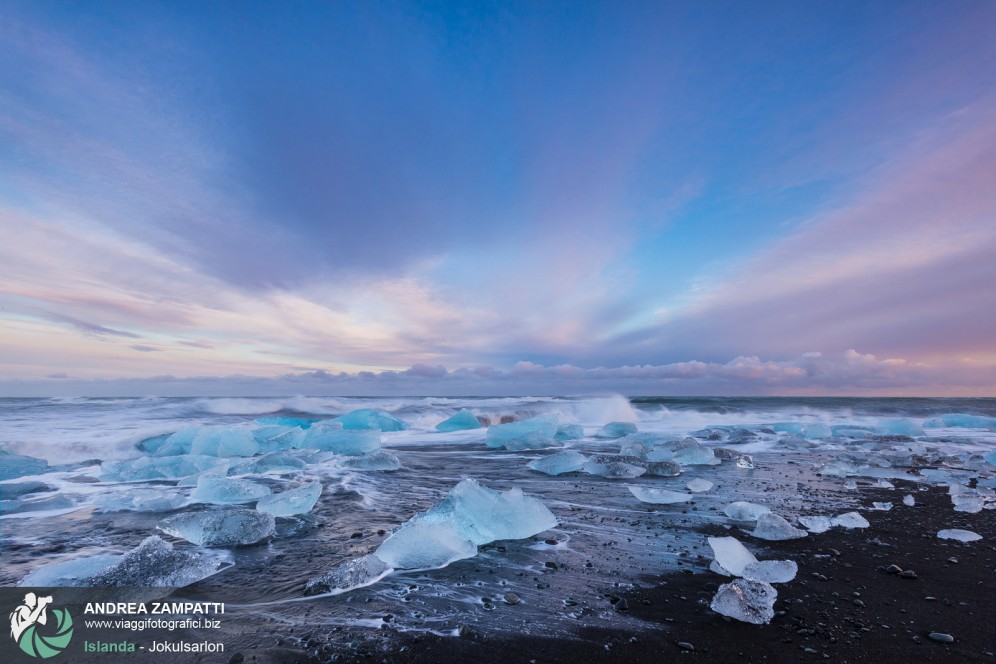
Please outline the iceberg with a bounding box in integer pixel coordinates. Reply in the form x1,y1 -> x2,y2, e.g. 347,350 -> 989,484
936,529 -> 982,542
485,417 -> 558,449
435,410 -> 482,432
742,560 -> 798,584
190,475 -> 271,505
750,513 -> 807,540
686,478 -> 713,493
708,536 -> 757,576
159,508 -> 275,546
335,409 -> 407,432
304,554 -> 392,595
20,536 -> 227,588
527,450 -> 587,475
710,578 -> 777,624
798,515 -> 833,533
723,501 -> 771,521
594,422 -> 638,439
339,451 -> 402,471
832,512 -> 869,529
582,456 -> 646,479
0,451 -> 49,480
256,482 -> 322,516
301,421 -> 381,455
628,486 -> 693,504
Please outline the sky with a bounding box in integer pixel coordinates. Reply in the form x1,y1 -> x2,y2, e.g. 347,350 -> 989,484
1,0 -> 995,396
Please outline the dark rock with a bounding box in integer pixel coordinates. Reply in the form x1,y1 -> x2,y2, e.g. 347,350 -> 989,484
229,654 -> 245,664
928,632 -> 954,643
504,593 -> 520,605
885,565 -> 902,574
677,642 -> 695,651
899,570 -> 918,579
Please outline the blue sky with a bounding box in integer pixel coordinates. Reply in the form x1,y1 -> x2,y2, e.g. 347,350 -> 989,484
1,0 -> 995,395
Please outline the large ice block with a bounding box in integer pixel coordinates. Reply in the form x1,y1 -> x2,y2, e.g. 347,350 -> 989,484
95,489 -> 187,513
0,451 -> 49,480
686,478 -> 713,492
301,421 -> 382,455
158,508 -> 275,546
594,422 -> 638,439
832,512 -> 869,529
190,427 -> 259,457
723,501 -> 771,521
527,450 -> 587,475
375,518 -> 477,569
503,431 -> 560,451
710,578 -> 778,624
335,409 -> 408,431
923,413 -> 996,429
555,424 -> 584,441
190,474 -> 272,505
227,452 -> 307,475
485,417 -> 559,449
435,410 -> 482,432
876,419 -> 925,437
798,515 -> 833,533
304,554 -> 392,595
256,482 -> 322,516
742,560 -> 798,584
100,455 -> 226,482
936,528 -> 982,542
252,426 -> 306,453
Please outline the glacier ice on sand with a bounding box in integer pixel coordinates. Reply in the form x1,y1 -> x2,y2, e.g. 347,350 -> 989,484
710,578 -> 778,624
749,513 -> 807,540
305,554 -> 393,595
159,508 -> 275,546
256,482 -> 323,516
724,501 -> 771,521
527,450 -> 587,475
936,529 -> 982,542
832,512 -> 870,529
708,536 -> 757,576
742,560 -> 798,584
301,422 -> 382,455
338,450 -> 402,471
435,409 -> 482,432
485,417 -> 558,450
628,486 -> 692,504
594,421 -> 638,439
190,474 -> 272,505
335,409 -> 408,432
686,478 -> 713,492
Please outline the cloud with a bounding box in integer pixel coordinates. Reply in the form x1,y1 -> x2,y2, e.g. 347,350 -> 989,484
2,351 -> 992,397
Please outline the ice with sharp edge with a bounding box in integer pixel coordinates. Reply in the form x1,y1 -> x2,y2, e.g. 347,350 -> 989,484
628,486 -> 693,504
710,578 -> 778,624
707,536 -> 756,576
750,513 -> 808,540
936,529 -> 982,542
256,482 -> 322,516
724,501 -> 771,521
527,450 -> 587,475
190,474 -> 271,505
832,512 -> 870,529
159,508 -> 275,546
435,410 -> 482,432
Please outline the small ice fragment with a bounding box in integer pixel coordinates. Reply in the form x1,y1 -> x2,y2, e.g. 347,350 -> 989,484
710,578 -> 778,624
873,479 -> 894,489
707,536 -> 757,576
304,554 -> 392,595
903,494 -> 915,506
594,422 -> 638,439
190,474 -> 271,505
335,408 -> 407,431
375,519 -> 477,569
582,456 -> 646,479
871,502 -> 893,511
844,480 -> 858,490
742,560 -> 798,584
301,422 -> 382,455
256,482 -> 322,516
820,459 -> 859,477
527,450 -> 587,475
435,410 -> 482,432
985,450 -> 996,466
736,455 -> 755,469
158,508 -> 275,546
485,417 -> 558,449
339,450 -> 402,471
628,486 -> 693,504
936,529 -> 982,542
798,516 -> 833,533
832,512 -> 870,529
723,501 -> 771,521
750,513 -> 807,540
686,478 -> 713,493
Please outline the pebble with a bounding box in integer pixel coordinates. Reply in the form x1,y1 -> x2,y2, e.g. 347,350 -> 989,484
885,565 -> 902,574
504,593 -> 520,605
614,598 -> 630,612
899,570 -> 918,579
928,632 -> 954,643
677,642 -> 695,651
229,654 -> 245,664
946,557 -> 958,564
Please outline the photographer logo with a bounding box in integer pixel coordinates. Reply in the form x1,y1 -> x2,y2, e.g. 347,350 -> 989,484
9,593 -> 74,658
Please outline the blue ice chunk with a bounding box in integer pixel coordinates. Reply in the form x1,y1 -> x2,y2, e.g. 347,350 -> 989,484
339,451 -> 402,471
190,427 -> 259,457
374,478 -> 557,569
830,426 -> 875,438
100,454 -> 225,482
923,413 -> 996,429
0,481 -> 52,499
252,426 -> 306,453
95,489 -> 186,512
555,424 -> 584,441
256,416 -> 319,429
135,433 -> 172,454
724,501 -> 771,521
619,440 -> 649,457
749,513 -> 807,540
227,452 -> 307,475
153,428 -> 199,456
20,535 -> 228,588
485,416 -> 558,449
582,455 -> 646,478
527,451 -> 588,475
594,421 -> 638,439
771,422 -> 832,439
645,437 -> 714,465
334,409 -> 408,431
256,482 -> 322,516
190,475 -> 271,505
876,419 -> 925,437
159,508 -> 275,546
301,421 -> 381,455
304,554 -> 392,595
628,486 -> 692,504
985,450 -> 996,466
503,431 -> 559,451
0,451 -> 49,480
435,410 -> 482,432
